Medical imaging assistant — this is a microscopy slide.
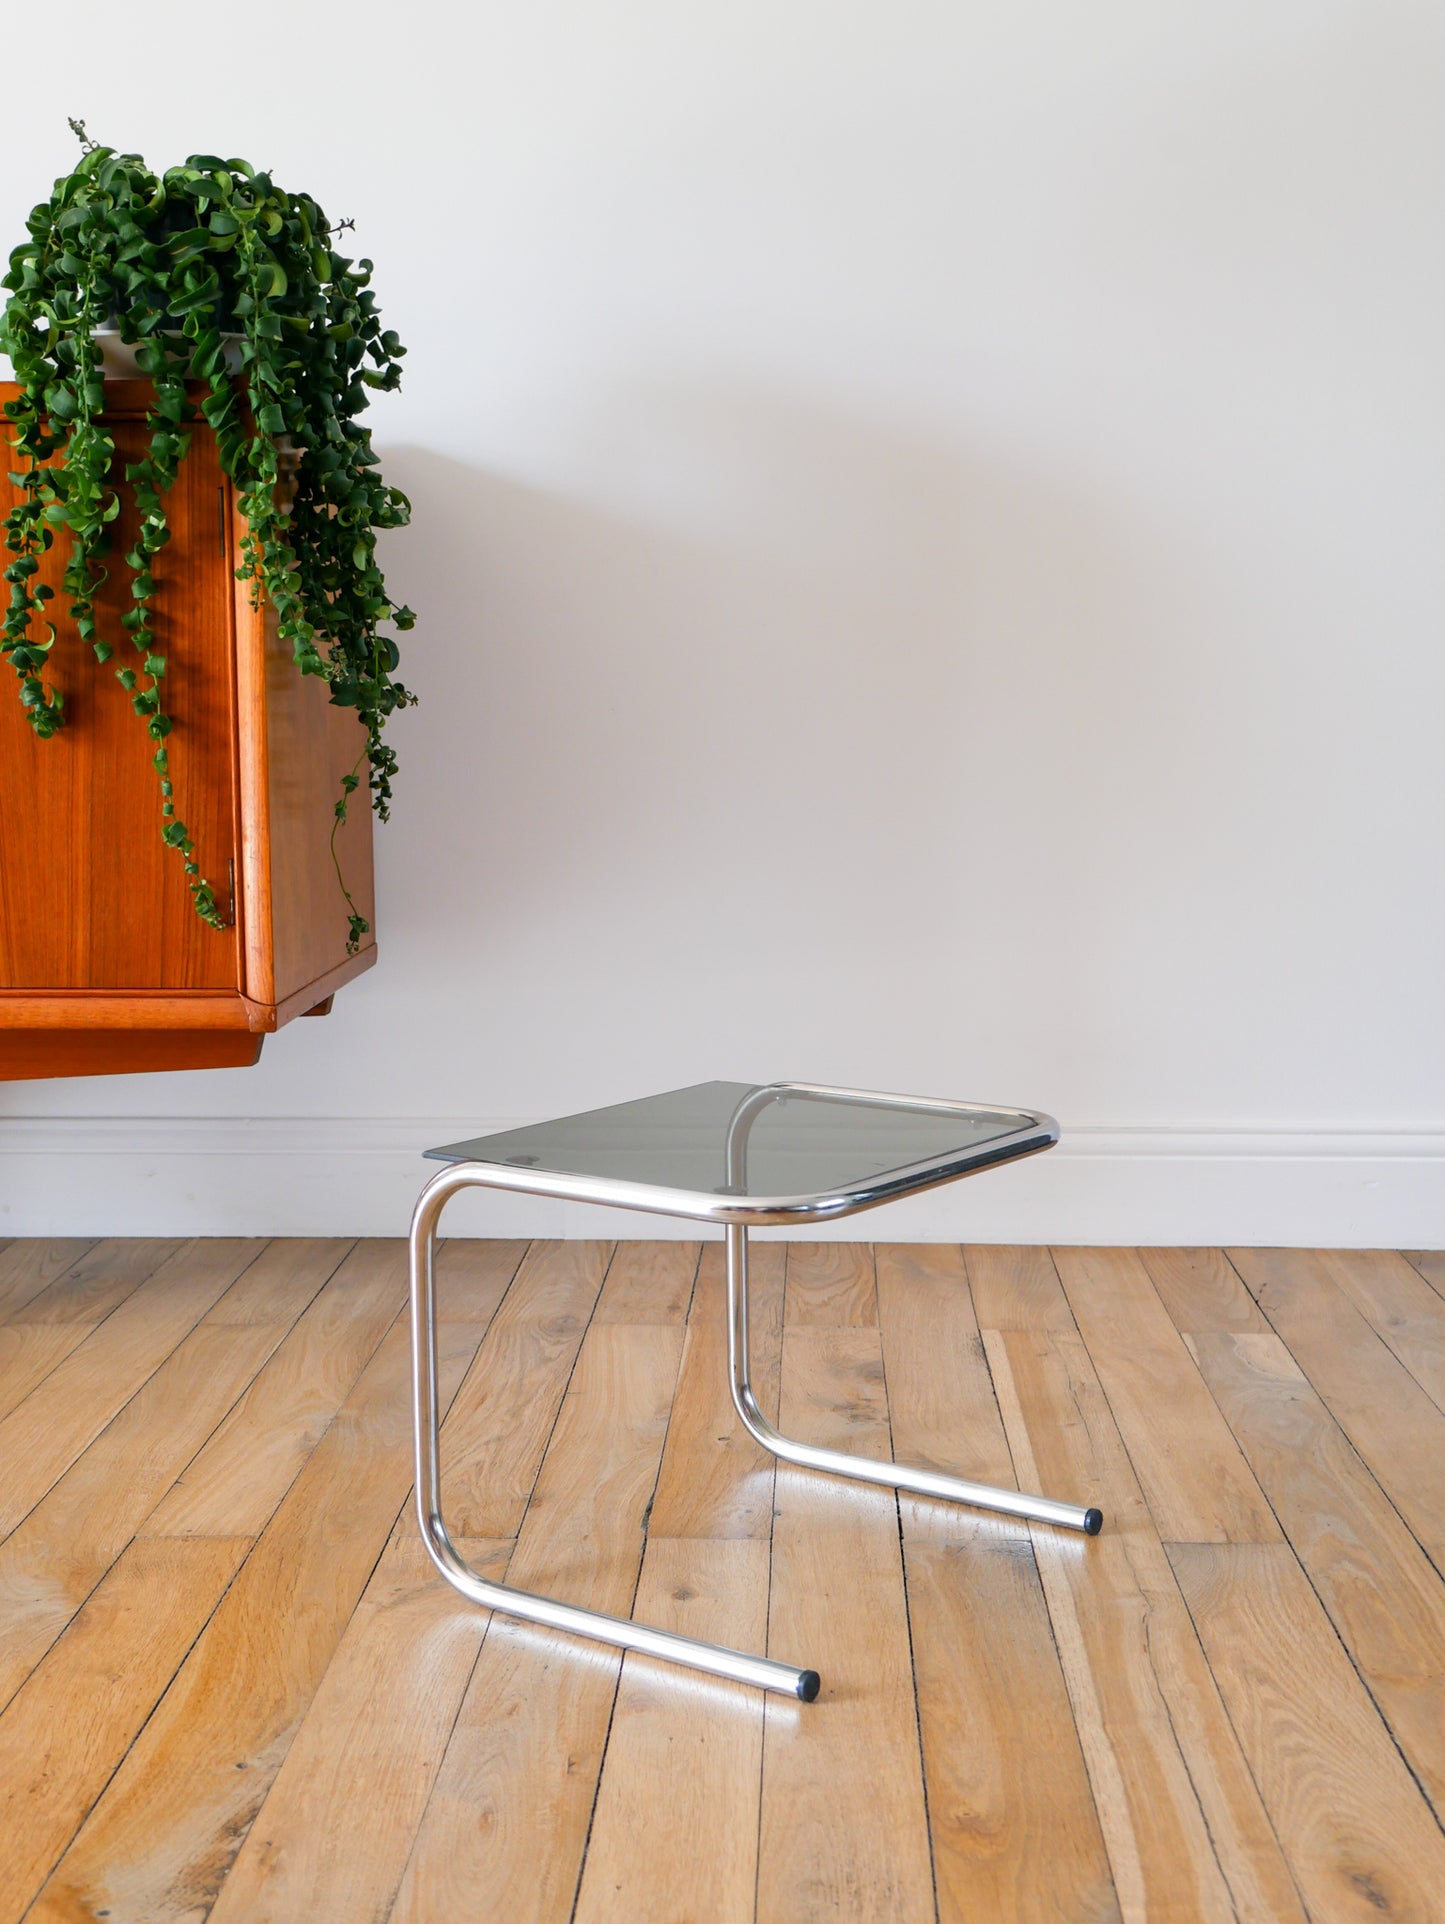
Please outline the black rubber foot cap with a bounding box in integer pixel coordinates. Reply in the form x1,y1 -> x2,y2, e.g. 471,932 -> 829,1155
1083,1507 -> 1104,1536
797,1669 -> 821,1703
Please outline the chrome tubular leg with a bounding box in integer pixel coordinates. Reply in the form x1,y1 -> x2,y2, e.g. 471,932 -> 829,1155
408,1165 -> 820,1700
726,1224 -> 1103,1535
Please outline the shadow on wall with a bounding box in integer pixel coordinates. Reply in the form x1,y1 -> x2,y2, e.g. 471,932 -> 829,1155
377,381 -> 1208,1005
0,379 -> 1221,1113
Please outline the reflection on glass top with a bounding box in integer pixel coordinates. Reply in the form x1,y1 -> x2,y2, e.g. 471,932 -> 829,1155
426,1081 -> 1042,1202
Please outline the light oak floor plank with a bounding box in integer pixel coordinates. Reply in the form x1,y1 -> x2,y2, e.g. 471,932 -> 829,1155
572,1537 -> 769,1924
206,1531 -> 512,1924
0,1243 -> 341,1690
0,1236 -> 100,1321
178,1251 -> 522,1919
551,1260 -> 777,1916
1312,1247 -> 1445,1415
1230,1246 -> 1445,1571
1052,1246 -> 1280,1544
757,1322 -> 935,1923
646,1238 -> 785,1540
0,1240 -> 186,1425
880,1245 -> 1115,1923
783,1241 -> 878,1327
1138,1246 -> 1273,1336
391,1620 -> 621,1924
26,1308 -> 487,1924
1405,1249 -> 1445,1297
1181,1329 -> 1445,1821
876,1242 -> 1014,1486
0,1240 -> 195,1427
903,1508 -> 1120,1924
593,1239 -> 700,1324
985,1325 -> 1308,1923
432,1237 -> 534,1320
200,1235 -> 353,1326
142,1238 -> 438,1538
0,1318 -> 290,1713
0,1534 -> 250,1924
1171,1542 -> 1445,1923
0,1250 -> 339,1686
391,1319 -> 685,1924
964,1243 -> 1076,1331
0,1239 -> 117,1331
436,1239 -> 614,1536
503,1321 -> 685,1603
0,1322 -> 91,1425
16,1236 -> 184,1326
0,1239 -> 266,1539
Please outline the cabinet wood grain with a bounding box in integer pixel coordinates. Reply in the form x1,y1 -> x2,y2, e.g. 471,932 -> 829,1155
0,379 -> 377,1078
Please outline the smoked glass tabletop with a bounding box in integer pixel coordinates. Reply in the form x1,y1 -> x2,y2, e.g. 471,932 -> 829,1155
426,1080 -> 1055,1217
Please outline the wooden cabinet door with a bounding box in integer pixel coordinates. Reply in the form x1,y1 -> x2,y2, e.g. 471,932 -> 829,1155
0,406 -> 243,990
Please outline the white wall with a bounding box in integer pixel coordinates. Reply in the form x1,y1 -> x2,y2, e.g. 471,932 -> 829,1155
3,0 -> 1442,1244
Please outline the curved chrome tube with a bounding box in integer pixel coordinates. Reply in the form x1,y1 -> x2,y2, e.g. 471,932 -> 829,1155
408,1161 -> 820,1700
722,1077 -> 1043,1183
724,1221 -> 1102,1535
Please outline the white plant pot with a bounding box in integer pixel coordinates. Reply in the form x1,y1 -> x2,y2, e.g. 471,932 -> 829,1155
93,328 -> 244,380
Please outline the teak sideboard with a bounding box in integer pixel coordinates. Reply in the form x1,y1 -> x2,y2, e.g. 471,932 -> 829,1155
0,379 -> 376,1080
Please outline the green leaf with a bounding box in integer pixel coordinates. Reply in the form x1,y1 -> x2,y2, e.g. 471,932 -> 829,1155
167,278 -> 220,317
166,225 -> 213,255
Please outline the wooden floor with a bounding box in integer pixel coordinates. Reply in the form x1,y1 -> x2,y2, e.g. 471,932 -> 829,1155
1,1240 -> 1444,1922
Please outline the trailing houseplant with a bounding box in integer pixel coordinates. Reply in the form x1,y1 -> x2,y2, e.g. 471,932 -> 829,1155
0,121 -> 415,950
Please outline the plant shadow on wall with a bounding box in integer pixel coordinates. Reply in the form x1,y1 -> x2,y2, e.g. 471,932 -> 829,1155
380,382 -> 1198,1076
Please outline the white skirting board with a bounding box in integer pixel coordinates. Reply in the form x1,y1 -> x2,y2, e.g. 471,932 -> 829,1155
0,1117 -> 1441,1247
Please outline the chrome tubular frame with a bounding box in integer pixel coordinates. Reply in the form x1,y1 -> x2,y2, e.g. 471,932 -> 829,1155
724,1084 -> 1102,1535
409,1162 -> 820,1701
725,1223 -> 1100,1533
408,1081 -> 1101,1702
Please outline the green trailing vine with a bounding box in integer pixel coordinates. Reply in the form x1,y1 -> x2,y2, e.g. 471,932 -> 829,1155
0,121 -> 415,950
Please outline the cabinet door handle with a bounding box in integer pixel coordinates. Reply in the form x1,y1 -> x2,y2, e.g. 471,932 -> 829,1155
217,484 -> 227,556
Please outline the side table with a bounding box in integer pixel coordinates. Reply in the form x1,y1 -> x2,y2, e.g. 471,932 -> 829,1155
409,1079 -> 1100,1701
